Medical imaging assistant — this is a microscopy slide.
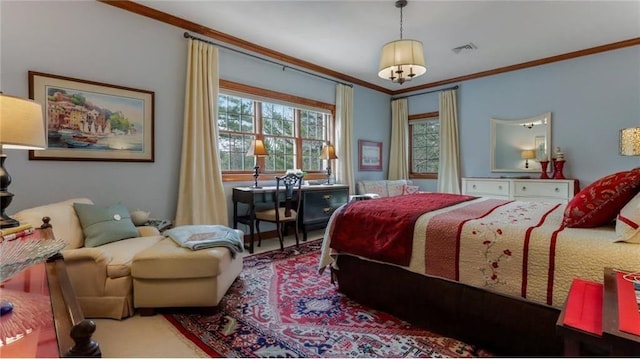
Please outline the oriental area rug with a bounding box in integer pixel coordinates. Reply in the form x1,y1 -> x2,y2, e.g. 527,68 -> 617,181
164,239 -> 491,357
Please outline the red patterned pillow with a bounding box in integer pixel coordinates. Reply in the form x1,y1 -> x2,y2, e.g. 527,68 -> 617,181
563,169 -> 640,228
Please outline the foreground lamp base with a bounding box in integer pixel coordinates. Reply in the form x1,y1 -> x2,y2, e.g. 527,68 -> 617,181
0,216 -> 19,229
1,156 -> 20,228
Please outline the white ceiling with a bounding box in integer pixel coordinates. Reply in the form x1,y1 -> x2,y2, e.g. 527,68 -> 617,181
137,1 -> 640,91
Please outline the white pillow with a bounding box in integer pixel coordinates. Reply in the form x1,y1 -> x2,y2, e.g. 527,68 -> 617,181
615,191 -> 640,243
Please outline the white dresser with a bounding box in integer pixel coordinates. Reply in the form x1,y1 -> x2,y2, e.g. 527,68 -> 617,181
462,177 -> 579,203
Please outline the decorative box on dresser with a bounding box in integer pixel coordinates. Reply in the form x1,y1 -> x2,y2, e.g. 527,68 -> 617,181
462,178 -> 579,203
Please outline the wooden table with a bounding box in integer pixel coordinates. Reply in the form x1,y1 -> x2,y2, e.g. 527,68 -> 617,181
602,268 -> 640,356
556,268 -> 640,356
0,228 -> 101,357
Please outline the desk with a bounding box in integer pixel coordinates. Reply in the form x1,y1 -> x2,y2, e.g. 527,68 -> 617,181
233,185 -> 349,253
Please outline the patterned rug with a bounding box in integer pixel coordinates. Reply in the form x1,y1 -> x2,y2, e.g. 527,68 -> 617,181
164,239 -> 491,357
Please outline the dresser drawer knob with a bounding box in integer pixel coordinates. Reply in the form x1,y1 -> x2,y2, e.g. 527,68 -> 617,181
498,185 -> 503,190
555,188 -> 559,192
521,186 -> 526,191
472,184 -> 477,189
323,195 -> 332,200
323,207 -> 333,214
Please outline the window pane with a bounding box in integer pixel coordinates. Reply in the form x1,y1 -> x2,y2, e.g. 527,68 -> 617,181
302,140 -> 324,171
411,119 -> 439,174
264,137 -> 294,171
218,94 -> 254,133
218,133 -> 254,171
263,103 -> 294,137
301,111 -> 326,141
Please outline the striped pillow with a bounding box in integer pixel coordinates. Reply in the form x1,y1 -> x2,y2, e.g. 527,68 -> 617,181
616,191 -> 640,243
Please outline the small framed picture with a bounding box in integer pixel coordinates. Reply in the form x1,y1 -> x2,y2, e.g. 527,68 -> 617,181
28,71 -> 154,162
358,140 -> 382,171
534,135 -> 546,161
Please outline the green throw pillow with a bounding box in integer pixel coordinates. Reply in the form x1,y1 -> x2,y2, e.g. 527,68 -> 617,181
73,202 -> 139,247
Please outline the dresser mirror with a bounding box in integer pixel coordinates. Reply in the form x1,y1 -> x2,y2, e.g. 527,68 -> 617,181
490,112 -> 551,172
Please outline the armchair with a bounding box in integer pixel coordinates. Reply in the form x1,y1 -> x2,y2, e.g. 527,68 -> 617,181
12,198 -> 164,319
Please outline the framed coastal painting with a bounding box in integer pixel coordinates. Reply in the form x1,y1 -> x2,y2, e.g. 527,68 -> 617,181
358,140 -> 382,171
28,71 -> 154,162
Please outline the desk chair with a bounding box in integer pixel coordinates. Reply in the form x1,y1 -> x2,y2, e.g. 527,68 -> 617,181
255,173 -> 303,250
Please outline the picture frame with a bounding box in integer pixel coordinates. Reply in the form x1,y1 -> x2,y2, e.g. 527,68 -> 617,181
534,135 -> 546,161
358,140 -> 382,171
28,71 -> 154,162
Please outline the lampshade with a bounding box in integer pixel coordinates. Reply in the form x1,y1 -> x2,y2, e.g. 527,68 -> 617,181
520,150 -> 536,159
246,139 -> 268,157
620,127 -> 640,156
378,39 -> 427,84
0,94 -> 46,150
320,144 -> 337,160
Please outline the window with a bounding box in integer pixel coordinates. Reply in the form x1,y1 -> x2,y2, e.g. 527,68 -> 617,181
409,112 -> 439,179
217,81 -> 334,181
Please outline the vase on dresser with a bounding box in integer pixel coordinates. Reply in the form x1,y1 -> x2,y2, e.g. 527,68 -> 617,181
553,159 -> 566,179
539,160 -> 550,179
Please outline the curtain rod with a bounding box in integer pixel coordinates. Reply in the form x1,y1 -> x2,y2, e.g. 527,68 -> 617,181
183,32 -> 353,88
392,85 -> 459,100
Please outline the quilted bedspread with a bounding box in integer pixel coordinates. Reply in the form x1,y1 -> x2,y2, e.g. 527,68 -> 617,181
319,196 -> 640,308
330,193 -> 476,266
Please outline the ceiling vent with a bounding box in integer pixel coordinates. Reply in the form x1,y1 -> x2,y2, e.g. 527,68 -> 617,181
452,42 -> 477,54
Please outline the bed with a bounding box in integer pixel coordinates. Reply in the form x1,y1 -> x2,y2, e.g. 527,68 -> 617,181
318,191 -> 640,356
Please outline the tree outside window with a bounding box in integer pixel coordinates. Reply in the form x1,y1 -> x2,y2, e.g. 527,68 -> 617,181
409,112 -> 439,179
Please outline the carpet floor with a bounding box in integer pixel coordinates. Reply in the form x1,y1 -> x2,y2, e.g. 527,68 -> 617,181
165,239 -> 491,357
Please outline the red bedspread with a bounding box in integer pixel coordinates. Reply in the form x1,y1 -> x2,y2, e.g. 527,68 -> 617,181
330,193 -> 476,266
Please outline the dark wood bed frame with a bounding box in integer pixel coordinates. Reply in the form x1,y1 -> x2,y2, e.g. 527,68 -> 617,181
333,254 -> 563,356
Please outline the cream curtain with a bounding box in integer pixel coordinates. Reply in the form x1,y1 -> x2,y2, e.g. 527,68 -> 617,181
437,89 -> 461,194
175,39 -> 228,225
388,98 -> 409,180
335,84 -> 355,194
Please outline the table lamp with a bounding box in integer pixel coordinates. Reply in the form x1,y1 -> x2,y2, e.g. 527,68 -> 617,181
246,139 -> 268,188
0,94 -> 46,228
520,150 -> 535,169
320,143 -> 338,185
620,127 -> 640,156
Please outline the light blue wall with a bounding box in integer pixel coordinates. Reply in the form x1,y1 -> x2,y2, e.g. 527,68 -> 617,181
352,85 -> 391,180
0,1 -> 389,223
408,46 -> 640,191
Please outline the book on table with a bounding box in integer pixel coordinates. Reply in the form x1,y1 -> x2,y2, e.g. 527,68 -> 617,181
0,225 -> 35,242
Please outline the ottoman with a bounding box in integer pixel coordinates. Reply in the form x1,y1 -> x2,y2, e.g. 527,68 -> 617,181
131,235 -> 243,315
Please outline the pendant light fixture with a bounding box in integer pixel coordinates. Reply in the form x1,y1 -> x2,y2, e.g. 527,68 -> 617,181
378,0 -> 426,85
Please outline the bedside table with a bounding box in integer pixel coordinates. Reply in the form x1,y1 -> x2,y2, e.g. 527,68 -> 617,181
556,268 -> 640,356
